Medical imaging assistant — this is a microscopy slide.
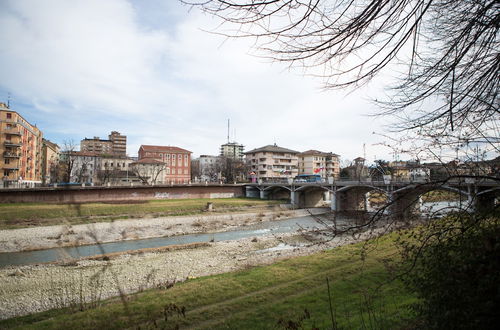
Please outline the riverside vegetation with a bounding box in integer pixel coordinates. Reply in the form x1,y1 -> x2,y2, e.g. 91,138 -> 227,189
0,198 -> 283,230
0,232 -> 417,329
1,197 -> 497,328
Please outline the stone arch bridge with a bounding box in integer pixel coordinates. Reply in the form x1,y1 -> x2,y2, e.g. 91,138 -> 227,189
245,178 -> 499,218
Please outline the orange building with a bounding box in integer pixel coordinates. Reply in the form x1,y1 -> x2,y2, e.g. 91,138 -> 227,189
0,103 -> 43,187
138,145 -> 191,184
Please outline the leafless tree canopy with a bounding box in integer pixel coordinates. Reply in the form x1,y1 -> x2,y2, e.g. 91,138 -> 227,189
187,0 -> 499,150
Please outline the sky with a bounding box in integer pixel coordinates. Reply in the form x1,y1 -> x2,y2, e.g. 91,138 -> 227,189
0,0 -> 398,163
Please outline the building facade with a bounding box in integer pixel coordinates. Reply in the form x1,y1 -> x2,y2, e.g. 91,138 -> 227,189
109,131 -> 127,155
80,131 -> 127,156
97,155 -> 135,185
41,139 -> 59,185
298,150 -> 340,179
138,145 -> 191,184
245,144 -> 299,181
220,142 -> 244,161
197,155 -> 221,182
64,151 -> 101,184
0,103 -> 43,187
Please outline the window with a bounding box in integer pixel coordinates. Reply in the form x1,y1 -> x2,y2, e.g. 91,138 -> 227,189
166,167 -> 170,174
5,159 -> 10,164
6,113 -> 12,119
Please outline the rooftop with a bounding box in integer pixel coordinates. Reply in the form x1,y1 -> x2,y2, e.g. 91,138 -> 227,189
140,145 -> 191,153
245,144 -> 300,155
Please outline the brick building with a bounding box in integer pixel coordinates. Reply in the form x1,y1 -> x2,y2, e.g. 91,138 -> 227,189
138,145 -> 192,184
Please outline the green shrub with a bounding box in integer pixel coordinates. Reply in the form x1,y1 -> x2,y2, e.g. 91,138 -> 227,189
401,212 -> 500,329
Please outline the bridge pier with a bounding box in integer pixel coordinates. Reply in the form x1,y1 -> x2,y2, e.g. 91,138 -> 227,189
259,189 -> 268,200
290,191 -> 299,208
330,191 -> 337,211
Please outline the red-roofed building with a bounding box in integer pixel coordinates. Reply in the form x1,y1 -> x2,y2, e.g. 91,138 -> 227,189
138,145 -> 192,184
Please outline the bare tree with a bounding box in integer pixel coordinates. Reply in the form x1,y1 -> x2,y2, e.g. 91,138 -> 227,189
130,160 -> 166,185
57,140 -> 78,183
186,0 -> 499,154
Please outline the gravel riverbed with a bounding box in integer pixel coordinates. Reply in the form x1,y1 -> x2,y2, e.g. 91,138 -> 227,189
0,208 -> 328,253
0,227 -> 381,320
1,208 -> 350,319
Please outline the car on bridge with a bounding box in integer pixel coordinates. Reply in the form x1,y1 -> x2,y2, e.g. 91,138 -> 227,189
294,174 -> 322,183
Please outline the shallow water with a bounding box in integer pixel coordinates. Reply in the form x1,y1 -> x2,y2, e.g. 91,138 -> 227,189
0,214 -> 344,268
0,201 -> 462,268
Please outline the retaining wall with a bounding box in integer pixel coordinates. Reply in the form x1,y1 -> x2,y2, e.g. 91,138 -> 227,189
0,184 -> 245,203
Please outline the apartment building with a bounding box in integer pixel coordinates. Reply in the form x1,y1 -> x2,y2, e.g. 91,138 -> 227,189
80,131 -> 127,156
41,139 -> 59,184
245,144 -> 299,181
109,131 -> 127,155
298,150 -> 340,179
220,142 -> 244,161
0,103 -> 43,187
138,145 -> 191,184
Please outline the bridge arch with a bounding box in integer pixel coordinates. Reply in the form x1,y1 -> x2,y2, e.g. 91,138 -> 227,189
334,184 -> 390,212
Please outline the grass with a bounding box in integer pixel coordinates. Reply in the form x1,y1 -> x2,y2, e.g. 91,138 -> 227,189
0,198 -> 284,230
0,232 -> 417,329
421,190 -> 460,202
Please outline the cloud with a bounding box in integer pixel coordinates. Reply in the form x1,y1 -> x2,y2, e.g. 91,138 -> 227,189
0,0 -> 394,162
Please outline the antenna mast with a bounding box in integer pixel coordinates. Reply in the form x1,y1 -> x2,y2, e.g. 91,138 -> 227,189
227,119 -> 230,144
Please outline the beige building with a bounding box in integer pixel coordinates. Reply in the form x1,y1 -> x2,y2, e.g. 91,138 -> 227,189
0,103 -> 43,187
97,155 -> 135,185
245,144 -> 299,181
109,131 -> 127,155
220,142 -> 244,161
129,158 -> 167,185
81,131 -> 127,156
41,139 -> 59,184
298,150 -> 340,179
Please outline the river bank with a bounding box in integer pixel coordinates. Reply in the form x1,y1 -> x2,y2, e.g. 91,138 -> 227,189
0,208 -> 328,253
0,222 -> 389,320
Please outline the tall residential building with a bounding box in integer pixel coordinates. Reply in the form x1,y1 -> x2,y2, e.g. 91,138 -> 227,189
298,150 -> 341,179
220,142 -> 244,161
41,139 -> 60,184
245,144 -> 299,181
80,131 -> 127,156
80,136 -> 112,154
138,145 -> 192,184
109,131 -> 126,155
0,103 -> 43,187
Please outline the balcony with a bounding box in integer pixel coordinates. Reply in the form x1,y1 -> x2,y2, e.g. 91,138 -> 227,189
3,152 -> 20,158
2,165 -> 19,171
4,129 -> 21,136
4,140 -> 22,148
